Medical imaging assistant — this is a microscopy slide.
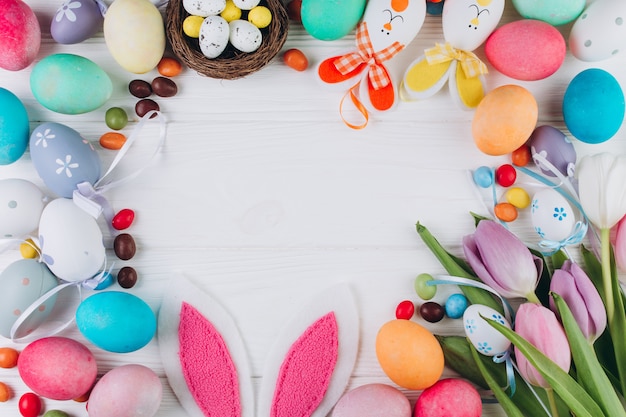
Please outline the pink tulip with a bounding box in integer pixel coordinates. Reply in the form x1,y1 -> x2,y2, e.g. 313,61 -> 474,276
613,216 -> 626,282
514,303 -> 571,388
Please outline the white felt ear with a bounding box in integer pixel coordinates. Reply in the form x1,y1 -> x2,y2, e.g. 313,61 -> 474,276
257,283 -> 359,417
157,274 -> 254,417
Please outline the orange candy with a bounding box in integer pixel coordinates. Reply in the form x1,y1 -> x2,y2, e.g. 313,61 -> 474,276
511,144 -> 532,166
0,347 -> 18,368
494,202 -> 518,222
157,57 -> 183,77
0,382 -> 11,402
99,132 -> 127,150
283,48 -> 308,72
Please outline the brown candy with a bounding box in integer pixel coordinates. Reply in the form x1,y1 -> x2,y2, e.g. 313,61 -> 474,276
151,76 -> 178,97
117,266 -> 138,289
419,301 -> 445,323
129,79 -> 152,98
135,98 -> 159,118
113,233 -> 136,261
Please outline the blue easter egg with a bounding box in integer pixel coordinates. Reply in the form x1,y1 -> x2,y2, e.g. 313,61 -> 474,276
30,122 -> 101,198
0,88 -> 30,165
76,291 -> 156,353
563,68 -> 625,144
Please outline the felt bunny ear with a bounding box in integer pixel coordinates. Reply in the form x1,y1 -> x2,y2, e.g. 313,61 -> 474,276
448,61 -> 486,110
158,275 -> 254,417
400,54 -> 454,101
257,283 -> 359,417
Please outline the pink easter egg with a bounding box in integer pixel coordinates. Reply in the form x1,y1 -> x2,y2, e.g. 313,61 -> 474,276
414,378 -> 482,417
17,337 -> 97,400
0,0 -> 41,71
332,384 -> 411,417
484,19 -> 565,81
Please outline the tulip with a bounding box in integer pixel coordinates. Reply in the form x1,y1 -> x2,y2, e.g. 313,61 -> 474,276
463,220 -> 543,301
613,216 -> 626,281
549,260 -> 607,343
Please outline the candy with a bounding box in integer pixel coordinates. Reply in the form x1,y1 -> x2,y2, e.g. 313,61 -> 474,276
472,166 -> 493,188
395,300 -> 415,320
444,294 -> 468,319
99,132 -> 127,150
420,301 -> 445,323
248,5 -> 272,28
505,187 -> 531,209
151,76 -> 178,98
112,209 -> 135,230
414,273 -> 437,300
43,411 -> 70,417
129,79 -> 152,98
495,164 -> 516,187
18,392 -> 41,417
114,233 -> 136,260
0,382 -> 11,402
0,347 -> 19,368
135,98 -> 160,118
157,57 -> 183,77
494,202 -> 518,222
511,144 -> 531,167
414,378 -> 482,417
105,107 -> 128,130
117,266 -> 138,289
283,48 -> 308,72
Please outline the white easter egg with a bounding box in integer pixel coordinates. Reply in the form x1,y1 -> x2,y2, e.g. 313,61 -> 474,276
362,0 -> 426,51
463,304 -> 511,357
232,0 -> 259,10
530,188 -> 577,242
38,198 -> 105,282
229,19 -> 262,53
0,179 -> 46,239
183,0 -> 226,16
443,0 -> 505,51
199,15 -> 230,58
569,0 -> 626,62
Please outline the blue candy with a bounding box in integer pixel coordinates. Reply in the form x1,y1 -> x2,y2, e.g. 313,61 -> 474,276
473,166 -> 494,188
445,293 -> 468,319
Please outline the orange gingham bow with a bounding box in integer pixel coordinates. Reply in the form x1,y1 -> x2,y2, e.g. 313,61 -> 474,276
333,22 -> 404,90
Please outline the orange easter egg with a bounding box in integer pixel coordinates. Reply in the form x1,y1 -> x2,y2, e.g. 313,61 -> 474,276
375,319 -> 444,390
472,85 -> 537,156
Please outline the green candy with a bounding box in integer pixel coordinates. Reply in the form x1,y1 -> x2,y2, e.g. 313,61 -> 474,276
414,273 -> 437,300
44,411 -> 70,417
105,107 -> 129,130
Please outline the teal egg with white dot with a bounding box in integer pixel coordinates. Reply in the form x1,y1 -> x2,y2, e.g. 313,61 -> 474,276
0,179 -> 46,238
463,304 -> 511,357
530,188 -> 576,242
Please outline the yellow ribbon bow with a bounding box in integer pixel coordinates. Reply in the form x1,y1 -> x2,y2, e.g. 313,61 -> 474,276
424,42 -> 488,79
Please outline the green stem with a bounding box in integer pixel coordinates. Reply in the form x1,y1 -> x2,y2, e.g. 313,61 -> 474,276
546,387 -> 560,417
526,291 -> 541,305
601,228 -> 615,323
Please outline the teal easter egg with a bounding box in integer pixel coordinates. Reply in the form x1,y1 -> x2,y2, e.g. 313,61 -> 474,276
511,0 -> 584,26
0,88 -> 29,164
30,53 -> 112,114
301,0 -> 365,40
563,68 -> 625,144
76,291 -> 156,353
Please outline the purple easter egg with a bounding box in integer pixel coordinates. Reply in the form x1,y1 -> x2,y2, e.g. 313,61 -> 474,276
528,125 -> 576,177
51,0 -> 104,44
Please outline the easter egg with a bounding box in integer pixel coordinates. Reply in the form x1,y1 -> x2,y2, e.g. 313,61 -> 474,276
229,19 -> 262,53
51,0 -> 105,44
0,0 -> 41,71
528,125 -> 576,177
472,85 -> 538,156
0,88 -> 29,165
485,19 -> 566,81
87,364 -> 162,417
569,0 -> 626,62
38,198 -> 105,282
17,337 -> 97,400
76,291 -> 157,353
463,304 -> 511,357
0,179 -> 45,238
30,122 -> 101,198
30,54 -> 112,114
442,0 -> 505,51
301,0 -> 365,41
104,0 -> 166,73
530,188 -> 577,242
375,319 -> 444,390
563,68 -> 625,144
183,0 -> 226,16
233,0 -> 260,10
0,259 -> 58,339
199,15 -> 230,58
414,378 -> 482,417
511,0 -> 584,26
361,0 -> 426,50
331,384 -> 411,417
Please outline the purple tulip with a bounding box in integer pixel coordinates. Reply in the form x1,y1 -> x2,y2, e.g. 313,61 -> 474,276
463,220 -> 543,300
514,303 -> 571,388
549,260 -> 607,343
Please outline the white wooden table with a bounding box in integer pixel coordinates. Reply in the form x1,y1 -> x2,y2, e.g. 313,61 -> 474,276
1,1 -> 625,416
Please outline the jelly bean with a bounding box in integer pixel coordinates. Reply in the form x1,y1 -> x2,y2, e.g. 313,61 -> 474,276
444,293 -> 468,319
105,107 -> 128,130
135,98 -> 160,118
511,144 -> 531,167
44,411 -> 70,417
472,166 -> 493,188
414,273 -> 437,300
19,392 -> 41,417
129,79 -> 152,98
94,271 -> 115,291
99,132 -> 127,150
114,233 -> 136,260
117,266 -> 138,289
494,202 -> 518,222
0,347 -> 19,368
505,187 -> 531,209
157,57 -> 183,77
151,76 -> 178,98
20,238 -> 38,259
495,164 -> 516,187
112,208 -> 135,230
419,302 -> 445,323
395,300 -> 415,320
0,382 -> 11,402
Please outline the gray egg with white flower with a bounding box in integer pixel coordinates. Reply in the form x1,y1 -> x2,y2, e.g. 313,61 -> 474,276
51,0 -> 105,44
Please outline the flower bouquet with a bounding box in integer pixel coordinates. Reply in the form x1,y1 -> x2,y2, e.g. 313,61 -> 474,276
416,152 -> 626,417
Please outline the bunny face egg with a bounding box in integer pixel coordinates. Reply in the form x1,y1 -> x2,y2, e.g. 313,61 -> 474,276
463,304 -> 511,356
0,179 -> 46,238
443,0 -> 504,51
199,15 -> 230,58
51,0 -> 105,44
531,188 -> 577,242
362,0 -> 426,50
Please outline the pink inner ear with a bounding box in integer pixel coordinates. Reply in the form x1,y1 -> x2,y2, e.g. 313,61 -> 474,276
271,312 -> 339,417
179,302 -> 242,417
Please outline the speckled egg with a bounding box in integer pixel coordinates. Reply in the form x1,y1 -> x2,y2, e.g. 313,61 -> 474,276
485,19 -> 566,81
0,0 -> 41,71
0,179 -> 46,239
229,19 -> 262,52
0,259 -> 58,340
30,122 -> 101,198
332,384 -> 411,417
463,304 -> 511,357
199,15 -> 230,58
51,0 -> 105,44
0,88 -> 30,165
569,0 -> 626,62
88,364 -> 162,417
183,0 -> 225,16
563,68 -> 625,144
76,291 -> 156,353
18,337 -> 97,400
528,125 -> 576,178
301,0 -> 365,41
511,0 -> 584,26
531,188 -> 577,242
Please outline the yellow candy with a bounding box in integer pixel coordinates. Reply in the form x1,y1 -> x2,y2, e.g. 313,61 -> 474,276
183,15 -> 204,38
505,187 -> 531,209
221,0 -> 242,22
20,238 -> 38,259
248,6 -> 272,28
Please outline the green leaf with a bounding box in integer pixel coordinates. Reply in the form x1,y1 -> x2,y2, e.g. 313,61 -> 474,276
553,293 -> 626,416
485,317 -> 606,417
608,259 -> 626,396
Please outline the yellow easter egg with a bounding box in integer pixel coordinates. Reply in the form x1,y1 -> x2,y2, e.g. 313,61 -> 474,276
183,15 -> 204,38
472,85 -> 538,156
375,319 -> 444,390
248,6 -> 272,28
220,0 -> 242,22
505,187 -> 531,209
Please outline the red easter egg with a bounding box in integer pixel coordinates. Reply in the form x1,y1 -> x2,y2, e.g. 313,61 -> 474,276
0,0 -> 41,71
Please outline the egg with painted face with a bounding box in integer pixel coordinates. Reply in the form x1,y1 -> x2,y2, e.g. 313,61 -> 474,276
38,198 -> 105,283
51,0 -> 105,44
0,259 -> 59,340
361,0 -> 426,51
0,179 -> 46,239
528,125 -> 576,178
443,0 -> 505,51
569,0 -> 626,62
531,188 -> 577,243
30,122 -> 101,199
463,304 -> 511,357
